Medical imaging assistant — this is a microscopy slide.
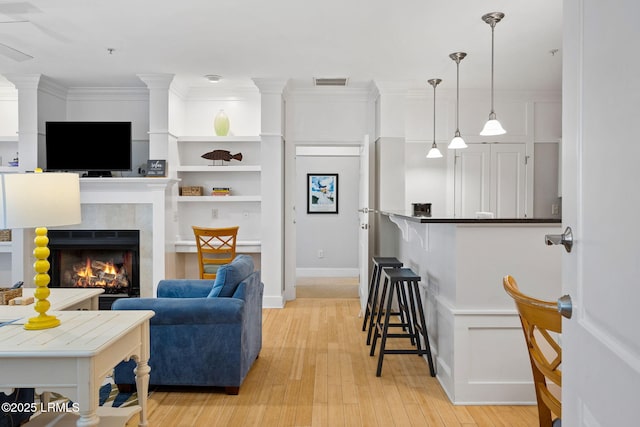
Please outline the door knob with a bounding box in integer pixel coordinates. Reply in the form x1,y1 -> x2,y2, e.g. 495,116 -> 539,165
545,226 -> 573,253
557,294 -> 573,319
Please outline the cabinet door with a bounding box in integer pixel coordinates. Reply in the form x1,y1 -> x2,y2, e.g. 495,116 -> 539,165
454,144 -> 491,217
490,143 -> 526,218
454,143 -> 526,218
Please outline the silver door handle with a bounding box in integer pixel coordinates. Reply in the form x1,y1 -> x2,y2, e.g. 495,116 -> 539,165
557,294 -> 573,319
358,208 -> 378,213
545,226 -> 573,253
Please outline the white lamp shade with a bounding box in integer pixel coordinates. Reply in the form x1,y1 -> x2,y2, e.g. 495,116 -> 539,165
448,136 -> 468,149
480,119 -> 506,136
2,172 -> 81,229
426,145 -> 443,159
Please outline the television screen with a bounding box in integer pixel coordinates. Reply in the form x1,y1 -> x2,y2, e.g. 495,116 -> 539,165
45,121 -> 132,176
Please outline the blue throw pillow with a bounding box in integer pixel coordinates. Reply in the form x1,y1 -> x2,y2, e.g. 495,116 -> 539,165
207,255 -> 254,298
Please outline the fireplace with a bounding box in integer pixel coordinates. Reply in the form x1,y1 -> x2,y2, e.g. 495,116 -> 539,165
48,230 -> 140,310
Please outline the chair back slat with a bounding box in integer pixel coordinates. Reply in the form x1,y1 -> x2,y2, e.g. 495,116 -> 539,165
193,226 -> 239,279
503,275 -> 562,427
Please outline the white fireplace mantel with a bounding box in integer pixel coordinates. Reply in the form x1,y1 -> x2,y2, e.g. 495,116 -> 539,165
79,177 -> 177,297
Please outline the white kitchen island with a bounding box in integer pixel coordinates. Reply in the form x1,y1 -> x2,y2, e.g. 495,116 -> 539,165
377,212 -> 562,405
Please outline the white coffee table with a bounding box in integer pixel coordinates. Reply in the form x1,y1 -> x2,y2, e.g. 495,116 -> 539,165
0,310 -> 154,427
0,288 -> 104,322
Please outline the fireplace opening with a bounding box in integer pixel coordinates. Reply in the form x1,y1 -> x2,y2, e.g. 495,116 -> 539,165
48,230 -> 140,309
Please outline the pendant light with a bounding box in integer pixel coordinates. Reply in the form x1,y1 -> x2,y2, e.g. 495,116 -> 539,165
426,78 -> 443,159
448,52 -> 468,149
480,12 -> 506,136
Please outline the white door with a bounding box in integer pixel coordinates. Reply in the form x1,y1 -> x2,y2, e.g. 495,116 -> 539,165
454,143 -> 526,217
454,144 -> 490,217
562,1 -> 639,424
358,135 -> 370,313
490,143 -> 526,218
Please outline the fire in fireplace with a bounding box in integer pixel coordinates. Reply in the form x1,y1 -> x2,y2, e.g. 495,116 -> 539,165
48,230 -> 140,309
62,252 -> 132,294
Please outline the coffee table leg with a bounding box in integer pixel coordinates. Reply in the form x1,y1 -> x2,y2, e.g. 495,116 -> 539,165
134,359 -> 150,427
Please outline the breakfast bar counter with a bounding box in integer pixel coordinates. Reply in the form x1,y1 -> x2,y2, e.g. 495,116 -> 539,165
377,212 -> 562,404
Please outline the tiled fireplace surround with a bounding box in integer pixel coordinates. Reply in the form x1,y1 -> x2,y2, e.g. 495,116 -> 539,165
58,178 -> 175,298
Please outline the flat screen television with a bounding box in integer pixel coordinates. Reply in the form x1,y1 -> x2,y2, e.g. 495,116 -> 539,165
45,121 -> 132,177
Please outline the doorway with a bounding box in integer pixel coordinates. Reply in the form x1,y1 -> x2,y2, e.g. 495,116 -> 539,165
293,146 -> 361,299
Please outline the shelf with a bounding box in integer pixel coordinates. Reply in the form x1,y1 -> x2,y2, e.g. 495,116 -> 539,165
0,136 -> 18,143
175,240 -> 261,254
178,136 -> 261,143
0,166 -> 19,173
178,195 -> 261,202
176,165 -> 261,172
0,242 -> 12,253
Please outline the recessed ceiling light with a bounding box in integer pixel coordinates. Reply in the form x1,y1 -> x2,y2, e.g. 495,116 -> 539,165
205,74 -> 222,83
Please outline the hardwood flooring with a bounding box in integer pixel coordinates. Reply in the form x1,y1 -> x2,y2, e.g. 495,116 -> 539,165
126,298 -> 539,427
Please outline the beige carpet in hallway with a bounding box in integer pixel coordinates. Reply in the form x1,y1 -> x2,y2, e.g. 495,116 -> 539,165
295,276 -> 359,298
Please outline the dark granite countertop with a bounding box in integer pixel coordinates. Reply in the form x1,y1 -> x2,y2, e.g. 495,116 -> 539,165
380,211 -> 561,224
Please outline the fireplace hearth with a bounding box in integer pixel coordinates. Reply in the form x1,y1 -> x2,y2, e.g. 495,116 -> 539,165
48,229 -> 140,309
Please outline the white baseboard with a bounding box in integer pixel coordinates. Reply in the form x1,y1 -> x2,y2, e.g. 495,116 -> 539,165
296,268 -> 359,277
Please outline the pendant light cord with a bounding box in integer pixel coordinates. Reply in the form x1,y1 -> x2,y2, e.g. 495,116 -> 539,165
455,61 -> 460,133
490,23 -> 495,116
433,84 -> 436,144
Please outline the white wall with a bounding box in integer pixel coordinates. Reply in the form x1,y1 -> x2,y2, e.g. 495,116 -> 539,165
533,142 -> 561,218
0,86 -> 18,166
295,154 -> 359,276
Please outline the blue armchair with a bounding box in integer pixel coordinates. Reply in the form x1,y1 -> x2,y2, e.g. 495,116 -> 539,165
111,255 -> 263,395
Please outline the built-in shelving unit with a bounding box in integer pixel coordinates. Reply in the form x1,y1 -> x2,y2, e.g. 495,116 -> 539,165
175,135 -> 262,253
0,135 -> 19,173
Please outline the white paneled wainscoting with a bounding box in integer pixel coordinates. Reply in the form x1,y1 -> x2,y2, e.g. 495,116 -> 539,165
379,213 -> 562,404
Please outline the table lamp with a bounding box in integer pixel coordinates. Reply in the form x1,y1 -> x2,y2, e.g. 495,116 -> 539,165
0,169 -> 81,330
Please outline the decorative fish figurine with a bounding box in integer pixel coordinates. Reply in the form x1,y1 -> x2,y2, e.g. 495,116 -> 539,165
201,150 -> 243,162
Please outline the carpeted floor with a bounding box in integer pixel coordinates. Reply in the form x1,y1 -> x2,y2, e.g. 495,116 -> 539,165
295,276 -> 359,298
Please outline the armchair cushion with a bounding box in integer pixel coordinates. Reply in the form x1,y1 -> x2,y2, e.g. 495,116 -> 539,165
208,254 -> 255,298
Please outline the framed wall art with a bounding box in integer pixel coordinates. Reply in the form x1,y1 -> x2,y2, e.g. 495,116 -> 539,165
307,173 -> 338,214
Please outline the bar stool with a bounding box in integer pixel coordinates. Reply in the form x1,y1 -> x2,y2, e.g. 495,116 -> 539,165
369,267 -> 436,377
362,256 -> 404,345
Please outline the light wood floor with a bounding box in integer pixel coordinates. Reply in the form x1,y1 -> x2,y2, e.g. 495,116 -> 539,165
127,298 -> 539,426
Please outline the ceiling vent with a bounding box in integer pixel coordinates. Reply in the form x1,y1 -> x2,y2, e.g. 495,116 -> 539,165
313,77 -> 348,87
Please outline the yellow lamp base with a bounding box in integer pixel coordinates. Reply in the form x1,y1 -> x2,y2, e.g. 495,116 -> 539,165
24,314 -> 60,330
24,227 -> 60,330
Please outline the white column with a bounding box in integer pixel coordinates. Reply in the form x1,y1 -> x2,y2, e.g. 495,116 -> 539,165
374,82 -> 408,212
253,78 -> 287,308
137,74 -> 174,160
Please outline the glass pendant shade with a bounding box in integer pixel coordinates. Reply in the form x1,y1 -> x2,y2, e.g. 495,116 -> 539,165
480,117 -> 506,136
449,133 -> 467,149
426,143 -> 443,158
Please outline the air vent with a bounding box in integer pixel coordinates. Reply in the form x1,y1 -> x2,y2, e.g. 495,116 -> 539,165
313,77 -> 349,86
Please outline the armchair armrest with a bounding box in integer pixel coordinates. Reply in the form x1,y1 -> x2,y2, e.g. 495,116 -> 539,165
156,279 -> 215,298
112,297 -> 244,325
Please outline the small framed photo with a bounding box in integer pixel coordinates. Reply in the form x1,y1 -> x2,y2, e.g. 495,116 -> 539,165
307,173 -> 338,214
146,159 -> 167,177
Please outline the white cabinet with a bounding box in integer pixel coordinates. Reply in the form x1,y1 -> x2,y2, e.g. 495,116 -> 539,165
174,135 -> 262,253
454,143 -> 527,218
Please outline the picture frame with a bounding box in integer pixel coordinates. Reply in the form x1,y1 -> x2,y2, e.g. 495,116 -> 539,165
145,159 -> 167,177
307,173 -> 338,214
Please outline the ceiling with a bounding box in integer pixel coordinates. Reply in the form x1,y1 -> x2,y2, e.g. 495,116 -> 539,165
0,0 -> 562,92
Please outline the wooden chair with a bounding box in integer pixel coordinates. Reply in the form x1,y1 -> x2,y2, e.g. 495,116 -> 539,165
503,275 -> 562,427
192,226 -> 239,279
